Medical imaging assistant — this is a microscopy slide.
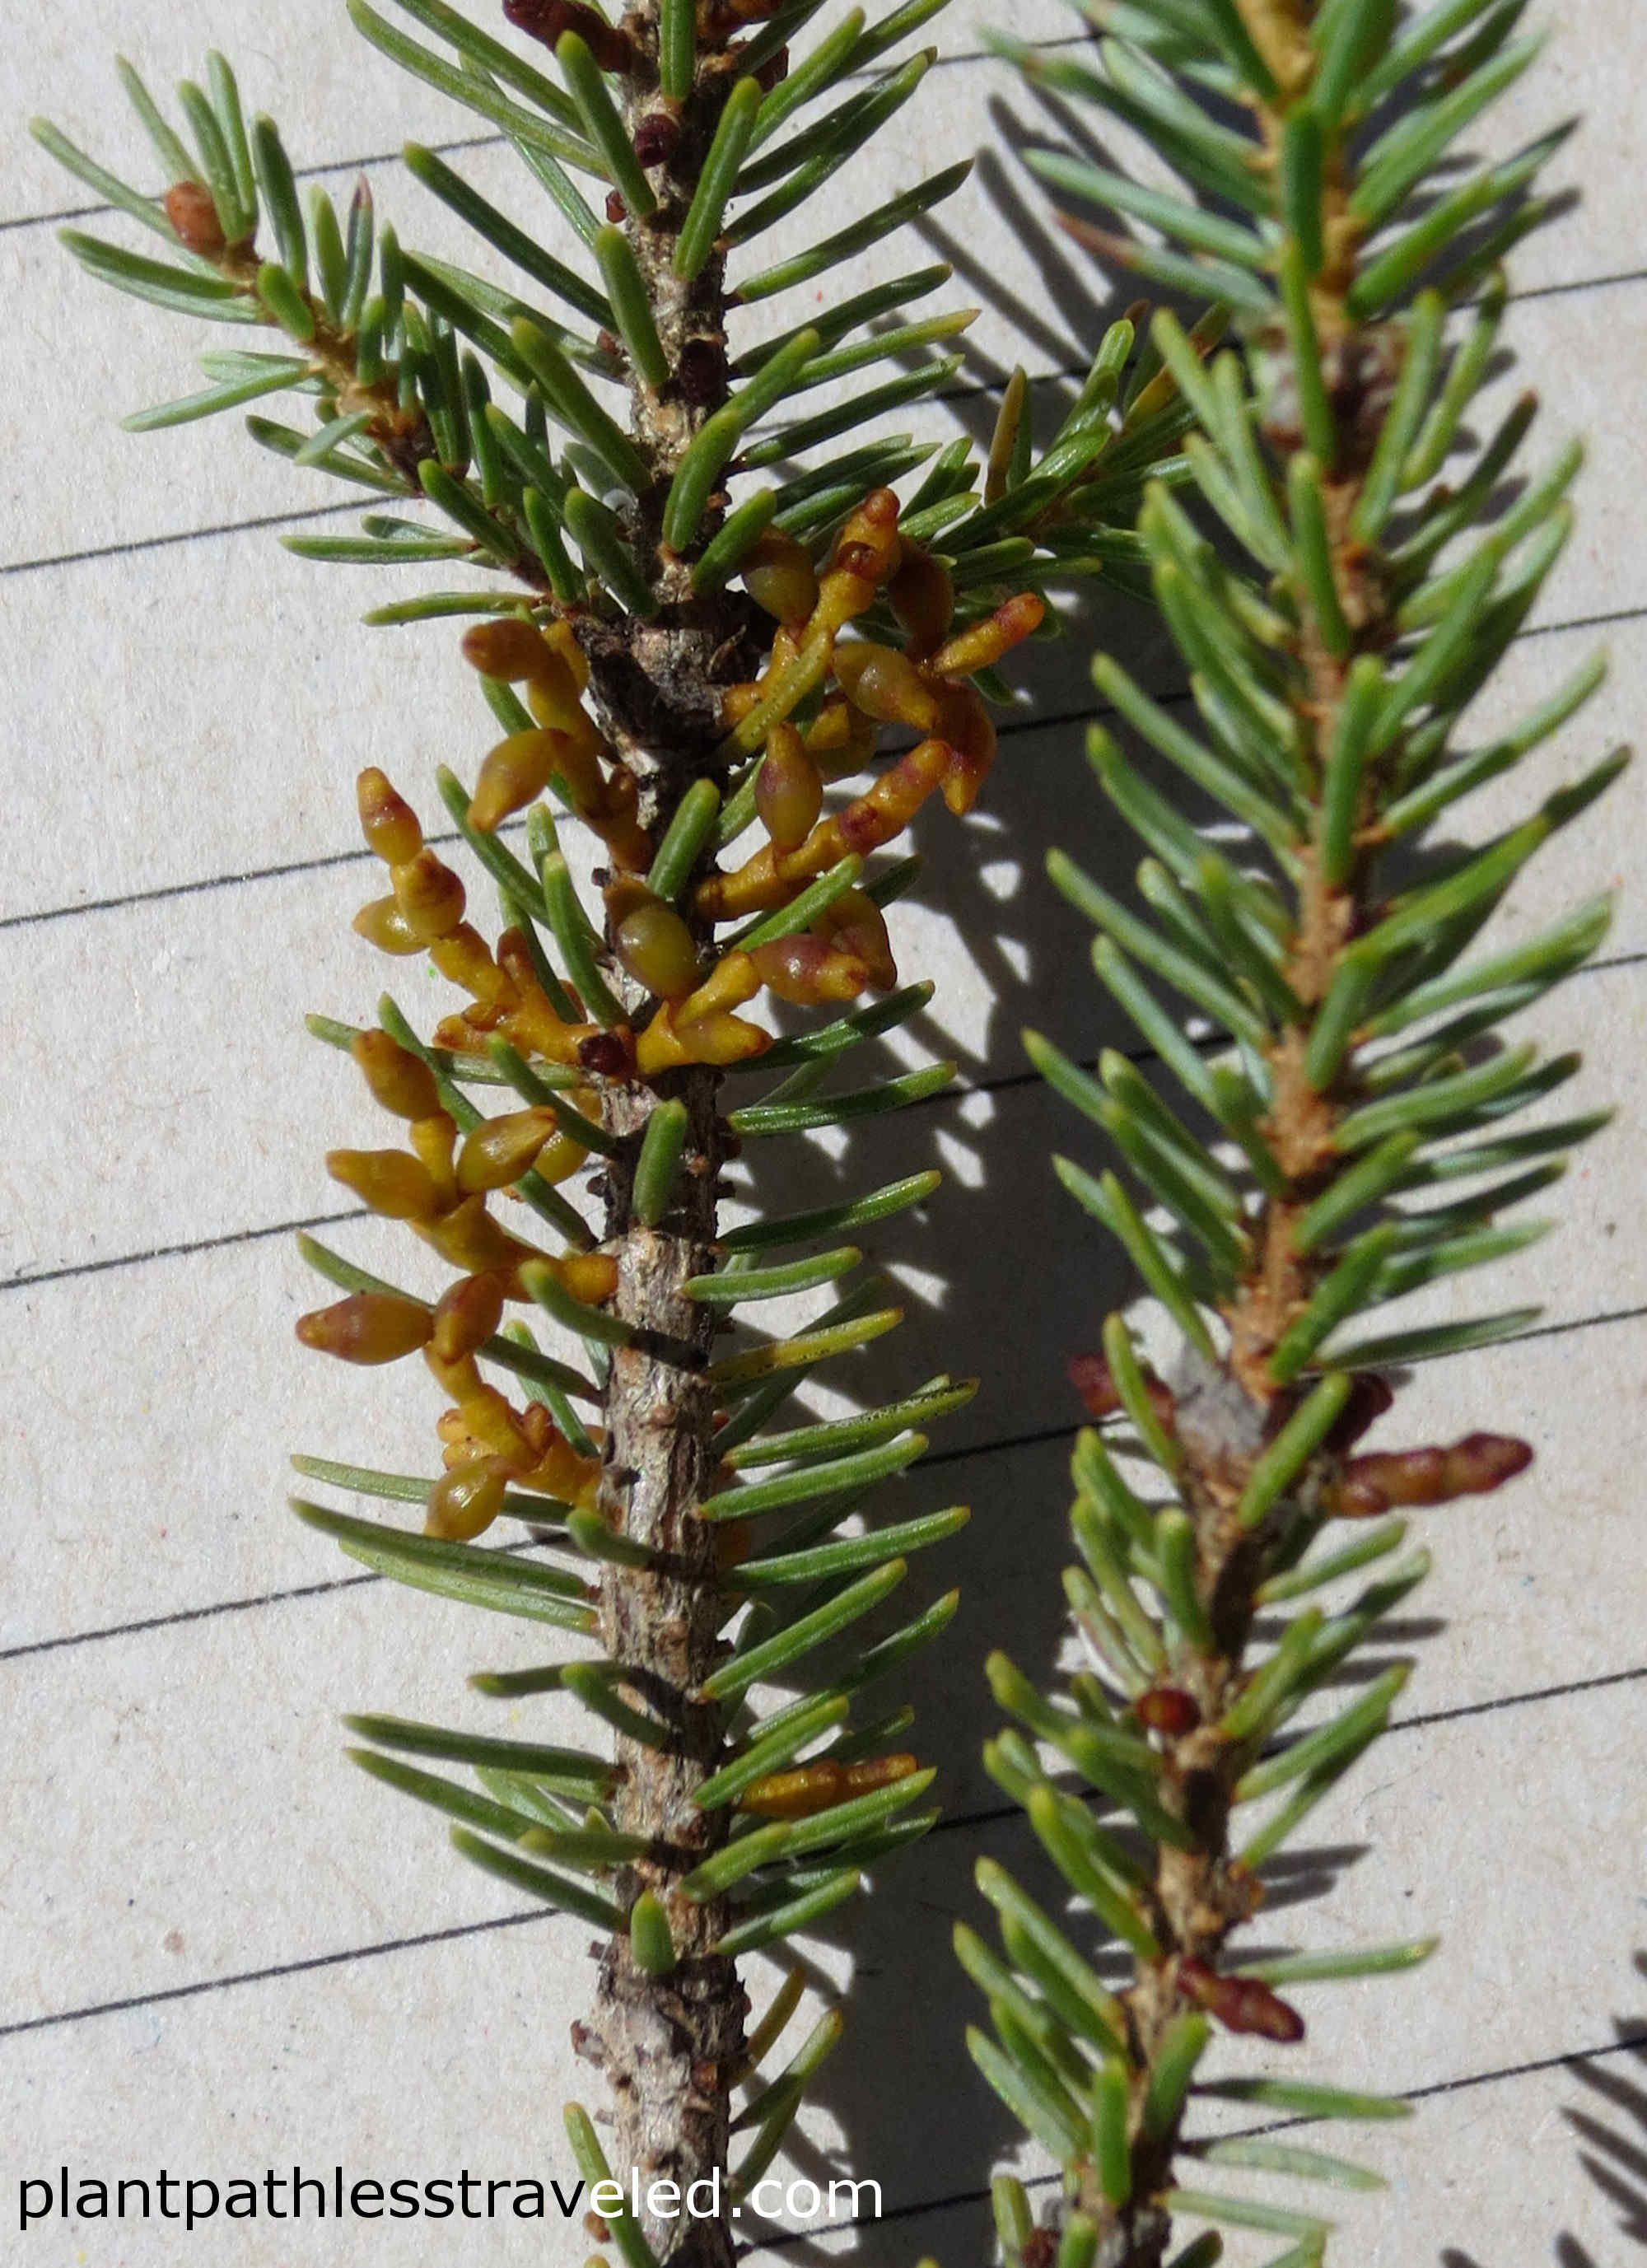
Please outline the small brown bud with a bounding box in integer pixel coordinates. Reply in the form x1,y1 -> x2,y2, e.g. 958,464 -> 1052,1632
1136,1686 -> 1201,1736
164,180 -> 223,257
296,1292 -> 432,1365
1178,1957 -> 1304,2042
676,336 -> 726,407
1333,1432 -> 1533,1519
1068,1353 -> 1175,1430
605,191 -> 627,223
1322,1372 -> 1395,1455
632,111 -> 680,168
886,541 -> 955,655
579,1030 -> 634,1080
503,0 -> 634,71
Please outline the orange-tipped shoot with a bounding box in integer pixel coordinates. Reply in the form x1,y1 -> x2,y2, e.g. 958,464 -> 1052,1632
424,1458 -> 509,1541
296,1291 -> 433,1365
738,1752 -> 920,1818
430,1271 -> 507,1363
357,768 -> 422,864
605,881 -> 701,1001
755,722 -> 824,850
455,1108 -> 562,1193
742,530 -> 819,628
352,1031 -> 441,1120
324,1146 -> 442,1220
833,640 -> 941,731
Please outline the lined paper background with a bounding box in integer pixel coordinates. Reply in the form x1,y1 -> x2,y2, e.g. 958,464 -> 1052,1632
2,1 -> 1643,2261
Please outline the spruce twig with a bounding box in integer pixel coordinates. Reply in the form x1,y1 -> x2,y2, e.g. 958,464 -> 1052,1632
973,3 -> 1623,2262
37,7 -> 1192,2256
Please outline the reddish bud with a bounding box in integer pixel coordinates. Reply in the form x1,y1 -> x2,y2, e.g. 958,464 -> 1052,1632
1334,1433 -> 1533,1519
579,1030 -> 635,1080
886,541 -> 955,655
749,931 -> 869,1006
605,190 -> 627,223
933,681 -> 997,814
816,888 -> 895,991
1069,1353 -> 1175,1429
1321,1371 -> 1395,1455
164,180 -> 223,257
503,0 -> 634,71
930,590 -> 1045,679
1178,1958 -> 1304,2042
632,111 -> 680,168
1136,1686 -> 1201,1736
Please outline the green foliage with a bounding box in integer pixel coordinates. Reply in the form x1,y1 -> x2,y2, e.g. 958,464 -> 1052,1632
973,2 -> 1621,2260
34,2 -> 1166,628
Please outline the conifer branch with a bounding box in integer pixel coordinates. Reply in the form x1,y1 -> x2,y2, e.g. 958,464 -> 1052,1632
36,6 -> 1194,2257
972,5 -> 1623,2263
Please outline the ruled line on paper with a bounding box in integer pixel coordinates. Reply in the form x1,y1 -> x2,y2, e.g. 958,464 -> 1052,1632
2,925 -> 1639,1309
2,596 -> 1639,937
7,275 -> 1645,580
4,1297 -> 1643,1672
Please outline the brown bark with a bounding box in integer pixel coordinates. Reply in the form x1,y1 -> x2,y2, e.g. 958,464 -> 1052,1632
572,30 -> 758,2258
588,1064 -> 744,2268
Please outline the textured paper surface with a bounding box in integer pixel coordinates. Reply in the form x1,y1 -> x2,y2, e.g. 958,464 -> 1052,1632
2,3 -> 1644,2263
